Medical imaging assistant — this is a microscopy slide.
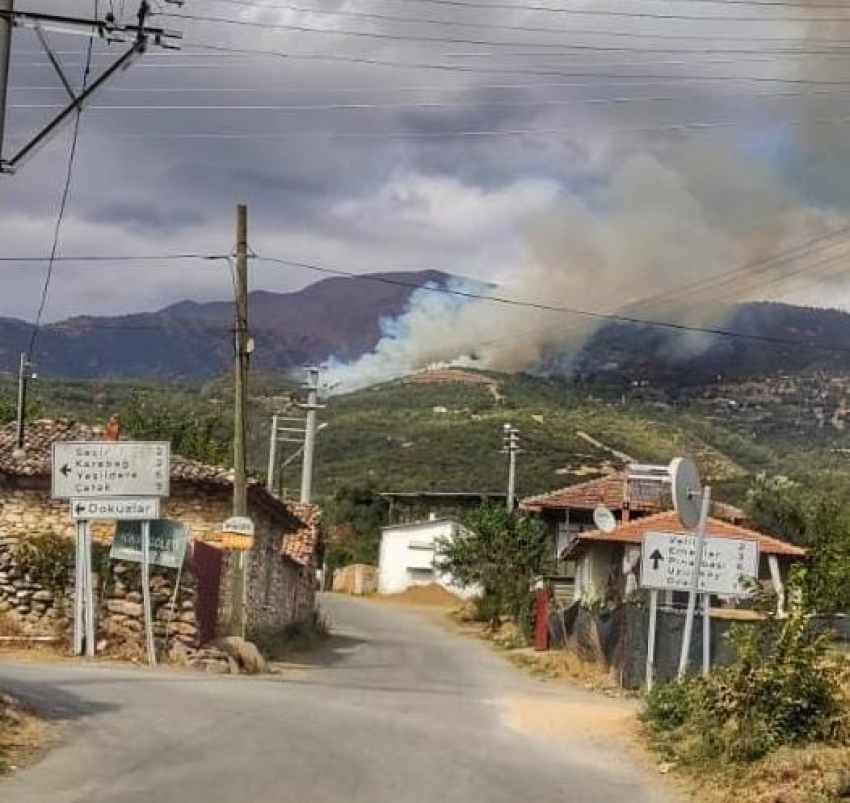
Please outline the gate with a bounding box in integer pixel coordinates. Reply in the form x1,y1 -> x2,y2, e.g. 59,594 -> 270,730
193,541 -> 223,644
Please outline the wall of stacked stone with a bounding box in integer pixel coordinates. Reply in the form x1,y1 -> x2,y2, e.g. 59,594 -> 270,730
0,479 -> 316,655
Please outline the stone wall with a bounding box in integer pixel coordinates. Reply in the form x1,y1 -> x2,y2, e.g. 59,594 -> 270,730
0,478 -> 316,657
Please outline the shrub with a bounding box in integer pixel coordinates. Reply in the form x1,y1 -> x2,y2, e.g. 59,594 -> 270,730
15,533 -> 74,591
645,602 -> 850,764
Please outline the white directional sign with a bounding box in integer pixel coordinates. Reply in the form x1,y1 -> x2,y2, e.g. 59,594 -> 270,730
70,497 -> 160,521
52,441 -> 170,500
641,531 -> 759,596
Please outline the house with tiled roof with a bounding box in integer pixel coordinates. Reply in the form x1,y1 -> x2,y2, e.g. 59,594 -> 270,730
564,509 -> 805,611
520,472 -> 747,560
0,418 -> 321,657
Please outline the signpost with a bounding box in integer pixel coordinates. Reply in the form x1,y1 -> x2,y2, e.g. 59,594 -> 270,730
111,519 -> 188,569
641,531 -> 760,596
52,440 -> 171,665
71,498 -> 160,522
213,516 -> 255,551
52,441 -> 170,499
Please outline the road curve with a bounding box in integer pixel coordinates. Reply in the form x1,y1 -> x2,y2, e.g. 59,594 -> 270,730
0,595 -> 677,803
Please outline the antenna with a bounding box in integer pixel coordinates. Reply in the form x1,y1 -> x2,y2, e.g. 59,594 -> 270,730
593,504 -> 617,534
670,457 -> 703,529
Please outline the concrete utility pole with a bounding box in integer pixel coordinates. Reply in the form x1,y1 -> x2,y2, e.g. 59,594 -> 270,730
231,203 -> 250,637
266,413 -> 279,494
0,0 -> 13,163
299,367 -> 322,504
15,351 -> 30,450
503,423 -> 520,512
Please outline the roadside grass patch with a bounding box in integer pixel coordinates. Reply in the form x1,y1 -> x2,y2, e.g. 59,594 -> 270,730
254,611 -> 330,662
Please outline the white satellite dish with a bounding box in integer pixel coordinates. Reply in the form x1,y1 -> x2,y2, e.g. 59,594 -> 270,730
670,457 -> 703,529
593,504 -> 617,534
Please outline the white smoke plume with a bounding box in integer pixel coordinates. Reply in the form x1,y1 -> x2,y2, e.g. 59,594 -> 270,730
325,143 -> 840,394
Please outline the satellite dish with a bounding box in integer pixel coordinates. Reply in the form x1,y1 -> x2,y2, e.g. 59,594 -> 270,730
593,504 -> 617,534
670,457 -> 703,529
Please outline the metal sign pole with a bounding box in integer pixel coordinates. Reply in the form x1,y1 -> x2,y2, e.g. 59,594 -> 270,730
141,520 -> 156,666
678,485 -> 712,679
84,521 -> 95,657
702,593 -> 711,677
646,588 -> 659,692
73,520 -> 84,656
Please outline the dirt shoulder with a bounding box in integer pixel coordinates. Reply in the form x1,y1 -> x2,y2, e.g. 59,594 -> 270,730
0,692 -> 51,776
360,592 -> 850,803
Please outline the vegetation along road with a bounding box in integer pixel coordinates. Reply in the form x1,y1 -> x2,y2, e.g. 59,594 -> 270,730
0,595 -> 675,803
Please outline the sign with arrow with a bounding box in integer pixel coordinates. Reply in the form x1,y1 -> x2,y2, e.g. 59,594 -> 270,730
641,531 -> 759,596
52,441 -> 170,499
70,498 -> 160,521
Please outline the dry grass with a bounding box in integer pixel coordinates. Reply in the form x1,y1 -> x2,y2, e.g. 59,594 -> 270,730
508,648 -> 627,696
0,693 -> 50,775
663,744 -> 850,803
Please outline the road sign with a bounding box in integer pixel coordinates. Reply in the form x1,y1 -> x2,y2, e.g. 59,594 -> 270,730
52,441 -> 170,500
70,497 -> 160,521
207,517 -> 256,550
641,531 -> 759,596
223,516 -> 254,535
110,519 -> 188,569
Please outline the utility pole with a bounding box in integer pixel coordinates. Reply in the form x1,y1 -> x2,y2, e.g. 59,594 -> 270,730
266,413 -> 279,494
231,203 -> 250,637
299,367 -> 322,504
502,423 -> 520,512
0,0 -> 13,163
0,3 -> 182,174
15,351 -> 31,450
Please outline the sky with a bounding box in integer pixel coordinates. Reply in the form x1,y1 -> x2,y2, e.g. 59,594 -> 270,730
3,0 -> 850,325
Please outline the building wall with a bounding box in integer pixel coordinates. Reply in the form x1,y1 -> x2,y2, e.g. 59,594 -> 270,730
378,520 -> 474,597
0,477 -> 315,654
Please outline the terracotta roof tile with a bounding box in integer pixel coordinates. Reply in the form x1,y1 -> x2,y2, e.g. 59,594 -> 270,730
0,419 -> 322,565
520,472 -> 668,514
281,502 -> 321,567
569,510 -> 805,558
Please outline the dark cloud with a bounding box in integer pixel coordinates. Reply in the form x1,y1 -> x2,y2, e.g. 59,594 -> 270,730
1,0 -> 848,323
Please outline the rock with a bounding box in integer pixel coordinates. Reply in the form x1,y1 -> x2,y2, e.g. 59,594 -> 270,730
179,611 -> 196,624
212,636 -> 267,675
32,590 -> 53,602
96,639 -> 108,653
105,600 -> 143,617
181,601 -> 194,611
198,658 -> 231,675
31,602 -> 48,613
657,763 -> 675,775
15,589 -> 32,600
125,592 -> 142,603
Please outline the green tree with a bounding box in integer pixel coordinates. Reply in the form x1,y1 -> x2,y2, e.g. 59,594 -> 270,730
121,394 -> 232,466
323,485 -> 389,571
745,474 -> 850,614
436,506 -> 551,639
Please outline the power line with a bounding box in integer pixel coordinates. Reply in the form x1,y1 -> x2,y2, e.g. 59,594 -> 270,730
27,0 -> 99,359
205,0 -> 850,11
158,11 -> 850,54
251,254 -> 850,355
203,0 -> 850,40
41,112 -> 850,140
188,41 -> 850,86
184,0 -> 850,23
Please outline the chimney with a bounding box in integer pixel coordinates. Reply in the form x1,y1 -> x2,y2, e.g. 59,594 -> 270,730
104,413 -> 121,441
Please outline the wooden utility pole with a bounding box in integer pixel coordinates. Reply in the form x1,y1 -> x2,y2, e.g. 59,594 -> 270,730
15,352 -> 30,450
231,203 -> 249,637
0,0 -> 13,163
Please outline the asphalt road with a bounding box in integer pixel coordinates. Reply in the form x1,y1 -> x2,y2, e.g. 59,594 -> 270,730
0,595 -> 677,803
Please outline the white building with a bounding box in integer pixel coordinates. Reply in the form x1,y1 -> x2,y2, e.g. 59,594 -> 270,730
378,517 -> 475,597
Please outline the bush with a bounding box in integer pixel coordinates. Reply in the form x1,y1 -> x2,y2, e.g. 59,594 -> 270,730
15,533 -> 75,591
645,603 -> 850,764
